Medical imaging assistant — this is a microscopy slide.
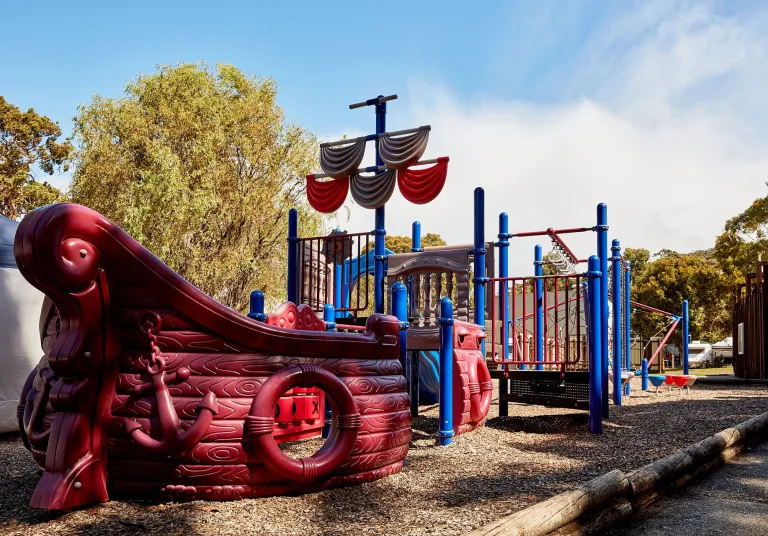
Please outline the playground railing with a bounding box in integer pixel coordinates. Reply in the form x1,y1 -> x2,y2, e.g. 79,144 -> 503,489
297,231 -> 372,317
489,274 -> 588,373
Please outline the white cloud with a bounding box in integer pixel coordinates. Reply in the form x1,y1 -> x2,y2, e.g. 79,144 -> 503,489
327,0 -> 768,276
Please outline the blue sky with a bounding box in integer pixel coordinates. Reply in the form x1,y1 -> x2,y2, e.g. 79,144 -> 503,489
3,0 -> 767,272
2,1 -> 615,134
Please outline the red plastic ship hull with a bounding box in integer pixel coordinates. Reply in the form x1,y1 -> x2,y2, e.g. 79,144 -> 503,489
15,203 -> 411,510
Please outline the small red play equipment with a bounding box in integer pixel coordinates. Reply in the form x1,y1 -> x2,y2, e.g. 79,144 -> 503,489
664,374 -> 697,394
16,203 -> 411,511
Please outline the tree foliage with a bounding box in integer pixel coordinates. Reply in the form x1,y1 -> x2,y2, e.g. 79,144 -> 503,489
70,63 -> 322,311
714,189 -> 768,280
623,247 -> 650,282
0,96 -> 72,219
384,232 -> 446,254
631,250 -> 731,344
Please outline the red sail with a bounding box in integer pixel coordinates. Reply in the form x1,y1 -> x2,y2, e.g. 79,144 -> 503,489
306,174 -> 349,213
397,157 -> 449,205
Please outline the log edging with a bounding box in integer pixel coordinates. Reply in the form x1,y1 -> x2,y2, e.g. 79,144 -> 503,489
466,411 -> 768,536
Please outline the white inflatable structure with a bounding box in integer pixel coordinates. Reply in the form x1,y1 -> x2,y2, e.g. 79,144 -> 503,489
0,215 -> 45,433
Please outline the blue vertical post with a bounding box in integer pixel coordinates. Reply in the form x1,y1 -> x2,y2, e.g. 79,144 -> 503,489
534,245 -> 544,371
392,283 -> 413,415
412,221 -> 422,252
641,358 -> 649,391
682,300 -> 690,375
322,304 -> 336,438
287,209 -> 299,304
473,188 -> 486,350
624,262 -> 631,396
248,290 -> 267,321
333,228 -> 343,312
497,213 -> 510,416
438,297 -> 454,446
409,221 -> 422,321
587,256 -> 603,434
373,98 -> 387,314
596,204 -> 609,418
611,240 -> 622,406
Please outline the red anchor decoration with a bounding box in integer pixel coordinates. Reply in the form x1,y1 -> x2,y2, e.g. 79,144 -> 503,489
123,313 -> 218,456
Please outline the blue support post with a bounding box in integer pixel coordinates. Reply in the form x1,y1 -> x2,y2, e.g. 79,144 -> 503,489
392,283 -> 412,413
596,203 -> 609,418
611,240 -> 622,406
412,221 -> 423,252
408,221 -> 422,325
287,209 -> 299,304
587,256 -> 603,434
373,98 -> 387,314
534,244 -> 544,371
438,297 -> 454,446
248,290 -> 267,321
473,188 -> 486,351
497,212 -> 510,416
682,299 -> 690,375
641,358 -> 649,391
333,228 -> 343,312
624,262 -> 632,396
322,304 -> 336,438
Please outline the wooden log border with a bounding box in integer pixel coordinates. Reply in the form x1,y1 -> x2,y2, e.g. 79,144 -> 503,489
467,411 -> 768,536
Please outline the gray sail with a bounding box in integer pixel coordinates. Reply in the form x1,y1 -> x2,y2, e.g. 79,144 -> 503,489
349,168 -> 397,209
319,137 -> 367,177
380,126 -> 430,169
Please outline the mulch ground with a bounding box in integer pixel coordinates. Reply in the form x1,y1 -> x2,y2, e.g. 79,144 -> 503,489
1,377 -> 766,536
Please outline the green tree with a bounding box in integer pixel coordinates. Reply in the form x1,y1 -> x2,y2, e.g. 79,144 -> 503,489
714,189 -> 768,280
363,232 -> 446,254
0,96 -> 72,219
623,247 -> 650,282
388,232 -> 446,253
631,251 -> 730,344
70,63 -> 322,311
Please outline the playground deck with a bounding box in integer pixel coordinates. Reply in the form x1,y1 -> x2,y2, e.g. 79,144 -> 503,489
1,377 -> 766,536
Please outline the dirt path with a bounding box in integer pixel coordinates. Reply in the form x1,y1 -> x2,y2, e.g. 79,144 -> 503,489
609,441 -> 768,535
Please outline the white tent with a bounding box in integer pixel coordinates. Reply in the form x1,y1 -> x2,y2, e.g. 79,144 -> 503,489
0,215 -> 45,433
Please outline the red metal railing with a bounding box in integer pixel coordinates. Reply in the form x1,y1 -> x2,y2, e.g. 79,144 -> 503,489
489,274 -> 588,372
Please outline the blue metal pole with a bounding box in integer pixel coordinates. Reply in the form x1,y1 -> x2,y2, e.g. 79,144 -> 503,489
624,262 -> 631,396
587,255 -> 603,434
248,290 -> 267,321
611,240 -> 622,406
596,203 -> 609,418
373,98 -> 387,314
641,358 -> 649,391
438,297 -> 454,446
412,221 -> 422,252
322,304 -> 336,438
682,299 -> 690,375
473,188 -> 486,349
333,228 -> 343,313
534,244 -> 544,371
409,221 -> 422,322
392,281 -> 419,414
287,209 -> 298,304
498,212 -> 510,416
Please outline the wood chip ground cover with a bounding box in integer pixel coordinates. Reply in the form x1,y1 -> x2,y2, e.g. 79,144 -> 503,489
1,378 -> 765,535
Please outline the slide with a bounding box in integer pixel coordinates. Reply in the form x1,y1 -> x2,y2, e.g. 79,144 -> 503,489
418,350 -> 441,404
